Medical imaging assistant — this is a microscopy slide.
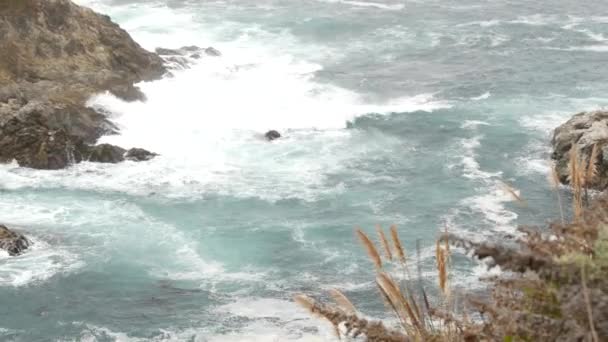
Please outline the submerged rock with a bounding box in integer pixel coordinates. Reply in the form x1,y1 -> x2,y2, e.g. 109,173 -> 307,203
551,110 -> 608,190
0,225 -> 31,256
85,145 -> 158,163
265,130 -> 281,141
156,45 -> 222,70
0,0 -> 165,170
125,148 -> 158,161
86,144 -> 126,163
205,47 -> 222,57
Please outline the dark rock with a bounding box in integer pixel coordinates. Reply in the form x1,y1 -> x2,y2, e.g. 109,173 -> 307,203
162,56 -> 191,70
0,0 -> 165,170
0,0 -> 166,89
125,148 -> 157,161
181,45 -> 201,52
205,47 -> 222,57
108,84 -> 147,102
155,47 -> 181,55
0,225 -> 31,256
156,45 -> 222,70
265,130 -> 281,141
86,144 -> 126,163
551,110 -> 608,190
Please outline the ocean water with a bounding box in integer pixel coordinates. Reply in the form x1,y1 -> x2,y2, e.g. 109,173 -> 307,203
2,0 -> 608,340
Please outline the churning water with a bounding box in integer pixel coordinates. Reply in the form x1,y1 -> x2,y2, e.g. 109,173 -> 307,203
1,0 -> 608,340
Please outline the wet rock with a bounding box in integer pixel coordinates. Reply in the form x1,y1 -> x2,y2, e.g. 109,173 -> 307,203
0,0 -> 165,170
155,47 -> 182,55
0,225 -> 31,256
1,0 -> 166,90
86,144 -> 126,163
551,110 -> 608,190
156,45 -> 222,70
125,148 -> 157,161
265,130 -> 281,141
205,47 -> 222,57
84,145 -> 158,163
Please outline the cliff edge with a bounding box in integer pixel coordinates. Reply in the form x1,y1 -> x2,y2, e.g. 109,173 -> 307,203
0,0 -> 166,169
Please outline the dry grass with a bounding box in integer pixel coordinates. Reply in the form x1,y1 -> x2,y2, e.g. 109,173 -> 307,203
294,152 -> 608,341
377,225 -> 393,261
357,227 -> 383,270
390,224 -> 407,265
296,227 -> 471,341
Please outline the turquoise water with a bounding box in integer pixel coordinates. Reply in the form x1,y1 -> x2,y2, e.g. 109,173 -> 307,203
1,0 -> 608,340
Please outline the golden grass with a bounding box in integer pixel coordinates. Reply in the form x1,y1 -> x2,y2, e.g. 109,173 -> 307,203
501,181 -> 526,206
550,162 -> 566,224
296,226 -> 469,341
585,144 -> 599,187
295,148 -> 608,341
569,147 -> 584,219
435,240 -> 449,297
376,224 -> 393,261
390,224 -> 407,265
356,228 -> 383,270
328,288 -> 356,315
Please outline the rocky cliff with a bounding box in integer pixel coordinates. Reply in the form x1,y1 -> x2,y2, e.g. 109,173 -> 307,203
552,110 -> 608,190
0,0 -> 166,169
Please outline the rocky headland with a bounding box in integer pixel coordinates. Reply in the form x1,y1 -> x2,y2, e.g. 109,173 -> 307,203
0,0 -> 167,169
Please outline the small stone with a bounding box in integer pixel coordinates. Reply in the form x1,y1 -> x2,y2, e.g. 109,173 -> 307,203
205,47 -> 222,57
264,130 -> 281,141
125,148 -> 158,161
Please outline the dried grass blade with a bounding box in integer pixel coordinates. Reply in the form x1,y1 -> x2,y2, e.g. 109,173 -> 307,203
356,228 -> 382,269
328,289 -> 357,315
376,224 -> 393,261
389,225 -> 406,264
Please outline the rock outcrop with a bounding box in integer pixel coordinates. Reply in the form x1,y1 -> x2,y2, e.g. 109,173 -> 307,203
0,0 -> 166,169
265,130 -> 281,141
125,148 -> 158,161
156,45 -> 221,71
0,225 -> 31,256
84,144 -> 157,163
551,110 -> 608,190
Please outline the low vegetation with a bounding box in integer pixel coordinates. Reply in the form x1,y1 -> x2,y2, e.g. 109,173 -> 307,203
295,146 -> 607,341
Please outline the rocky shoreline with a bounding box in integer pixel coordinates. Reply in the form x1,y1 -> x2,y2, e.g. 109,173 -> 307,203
0,0 -> 230,255
0,0 -> 168,169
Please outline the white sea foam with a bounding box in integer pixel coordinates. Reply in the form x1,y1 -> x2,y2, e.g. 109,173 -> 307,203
456,19 -> 501,28
461,120 -> 490,130
459,136 -> 502,180
453,122 -> 519,237
510,14 -> 559,26
1,1 -> 449,202
470,92 -> 491,101
0,237 -> 83,287
519,111 -> 571,133
73,298 -> 339,341
462,186 -> 519,234
563,45 -> 608,52
319,0 -> 405,10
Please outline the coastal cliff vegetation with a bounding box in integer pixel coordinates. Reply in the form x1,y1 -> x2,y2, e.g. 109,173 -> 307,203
296,150 -> 608,341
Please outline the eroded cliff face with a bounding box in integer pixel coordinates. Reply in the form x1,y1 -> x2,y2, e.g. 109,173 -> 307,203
0,0 -> 165,97
0,0 -> 166,169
